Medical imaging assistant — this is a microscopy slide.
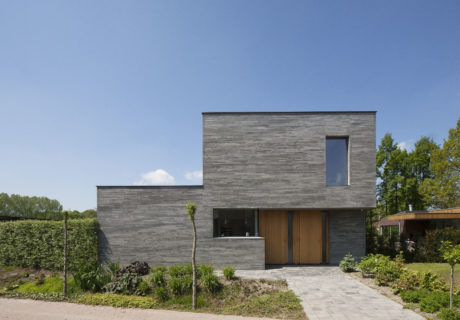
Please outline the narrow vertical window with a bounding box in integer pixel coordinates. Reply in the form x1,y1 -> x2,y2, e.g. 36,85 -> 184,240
326,137 -> 348,186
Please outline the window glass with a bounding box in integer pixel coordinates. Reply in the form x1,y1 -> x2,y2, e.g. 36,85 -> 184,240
213,209 -> 256,237
326,138 -> 348,185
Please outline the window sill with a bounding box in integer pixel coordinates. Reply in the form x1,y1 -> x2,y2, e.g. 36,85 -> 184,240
213,236 -> 264,240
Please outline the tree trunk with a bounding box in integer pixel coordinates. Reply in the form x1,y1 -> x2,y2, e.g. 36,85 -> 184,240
451,265 -> 454,309
63,212 -> 68,296
192,219 -> 197,310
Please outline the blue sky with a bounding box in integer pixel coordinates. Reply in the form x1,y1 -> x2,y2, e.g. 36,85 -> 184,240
1,1 -> 459,211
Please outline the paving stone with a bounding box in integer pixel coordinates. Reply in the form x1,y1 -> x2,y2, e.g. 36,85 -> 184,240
236,266 -> 425,320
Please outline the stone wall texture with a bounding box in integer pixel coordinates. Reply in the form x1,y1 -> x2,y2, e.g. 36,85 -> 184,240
98,112 -> 375,269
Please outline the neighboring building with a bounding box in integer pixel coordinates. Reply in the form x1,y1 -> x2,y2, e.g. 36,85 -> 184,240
377,208 -> 460,240
98,111 -> 376,269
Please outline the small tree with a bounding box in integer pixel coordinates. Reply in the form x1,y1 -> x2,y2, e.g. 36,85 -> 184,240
440,241 -> 460,308
186,201 -> 198,310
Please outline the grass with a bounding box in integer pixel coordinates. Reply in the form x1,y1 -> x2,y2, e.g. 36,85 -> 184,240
406,263 -> 460,287
14,275 -> 82,295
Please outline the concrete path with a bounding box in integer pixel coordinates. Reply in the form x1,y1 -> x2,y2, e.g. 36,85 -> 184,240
237,266 -> 425,320
0,298 -> 273,320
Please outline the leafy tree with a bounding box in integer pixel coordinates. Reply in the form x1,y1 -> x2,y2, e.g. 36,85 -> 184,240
440,241 -> 460,308
0,193 -> 63,220
421,118 -> 460,208
185,201 -> 198,310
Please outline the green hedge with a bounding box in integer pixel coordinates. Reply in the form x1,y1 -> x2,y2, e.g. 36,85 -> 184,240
0,218 -> 98,270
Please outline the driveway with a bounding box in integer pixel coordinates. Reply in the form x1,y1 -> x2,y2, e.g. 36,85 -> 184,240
237,266 -> 425,320
0,298 -> 272,320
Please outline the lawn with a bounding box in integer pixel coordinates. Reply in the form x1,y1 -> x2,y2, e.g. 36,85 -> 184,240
406,263 -> 460,287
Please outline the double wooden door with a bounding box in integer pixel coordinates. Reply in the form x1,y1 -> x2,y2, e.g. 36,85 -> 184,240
259,210 -> 326,264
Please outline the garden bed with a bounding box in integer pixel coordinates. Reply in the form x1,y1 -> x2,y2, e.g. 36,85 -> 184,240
0,264 -> 306,320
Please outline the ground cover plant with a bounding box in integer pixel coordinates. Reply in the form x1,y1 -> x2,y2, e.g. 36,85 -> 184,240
0,263 -> 306,320
343,252 -> 460,319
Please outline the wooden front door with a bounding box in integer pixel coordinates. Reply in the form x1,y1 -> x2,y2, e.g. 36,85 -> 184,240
259,210 -> 327,265
293,211 -> 323,264
259,210 -> 288,264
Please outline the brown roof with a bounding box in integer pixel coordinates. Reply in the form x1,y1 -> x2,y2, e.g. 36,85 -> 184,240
386,207 -> 460,221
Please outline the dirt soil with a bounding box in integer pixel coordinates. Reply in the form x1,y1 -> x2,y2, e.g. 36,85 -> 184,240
0,298 -> 274,320
0,266 -> 55,288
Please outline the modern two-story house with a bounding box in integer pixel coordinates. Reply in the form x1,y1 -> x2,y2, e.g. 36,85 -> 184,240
98,111 -> 376,269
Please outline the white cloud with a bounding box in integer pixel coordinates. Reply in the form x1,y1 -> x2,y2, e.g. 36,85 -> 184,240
185,170 -> 203,181
397,140 -> 412,151
134,169 -> 175,185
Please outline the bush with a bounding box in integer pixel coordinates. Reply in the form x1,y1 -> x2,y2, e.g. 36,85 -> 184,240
149,271 -> 166,288
150,266 -> 167,274
421,272 -> 448,291
201,274 -> 222,293
135,280 -> 150,296
115,261 -> 150,277
420,292 -> 447,313
155,287 -> 168,302
399,289 -> 430,303
223,266 -> 235,280
424,228 -> 460,262
199,265 -> 214,277
374,257 -> 401,286
168,265 -> 188,278
391,270 -> 423,294
0,218 -> 98,270
168,276 -> 193,296
339,253 -> 357,272
73,264 -> 111,293
104,272 -> 142,295
358,254 -> 383,276
439,308 -> 460,320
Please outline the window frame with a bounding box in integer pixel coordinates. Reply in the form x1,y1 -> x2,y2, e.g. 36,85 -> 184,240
213,208 -> 259,238
325,136 -> 350,186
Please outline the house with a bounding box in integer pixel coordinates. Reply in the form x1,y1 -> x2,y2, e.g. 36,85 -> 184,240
376,207 -> 460,241
98,111 -> 376,269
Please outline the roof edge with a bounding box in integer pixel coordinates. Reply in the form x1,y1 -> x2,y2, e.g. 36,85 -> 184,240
97,185 -> 203,189
202,111 -> 377,115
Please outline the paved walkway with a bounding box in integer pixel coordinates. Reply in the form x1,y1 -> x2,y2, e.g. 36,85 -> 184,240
237,266 -> 425,320
0,298 -> 273,320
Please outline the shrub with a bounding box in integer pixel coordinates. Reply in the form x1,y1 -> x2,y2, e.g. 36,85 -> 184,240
104,272 -> 142,295
149,271 -> 166,288
339,253 -> 357,272
0,218 -> 98,270
199,265 -> 214,277
115,261 -> 150,277
155,287 -> 168,302
201,274 -> 222,293
420,292 -> 447,313
168,265 -> 187,278
168,276 -> 193,296
369,254 -> 403,286
358,254 -> 384,276
136,280 -> 150,296
223,266 -> 235,280
439,308 -> 460,320
399,289 -> 430,303
421,272 -> 448,291
391,270 -> 423,294
150,266 -> 167,274
73,264 -> 111,292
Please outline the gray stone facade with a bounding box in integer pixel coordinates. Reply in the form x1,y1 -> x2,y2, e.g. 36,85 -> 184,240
98,112 -> 375,269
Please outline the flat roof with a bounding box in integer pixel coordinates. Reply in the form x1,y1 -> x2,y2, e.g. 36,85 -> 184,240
387,207 -> 460,221
202,111 -> 377,115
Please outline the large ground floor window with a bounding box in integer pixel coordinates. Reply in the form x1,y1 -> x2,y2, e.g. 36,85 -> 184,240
213,209 -> 258,237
